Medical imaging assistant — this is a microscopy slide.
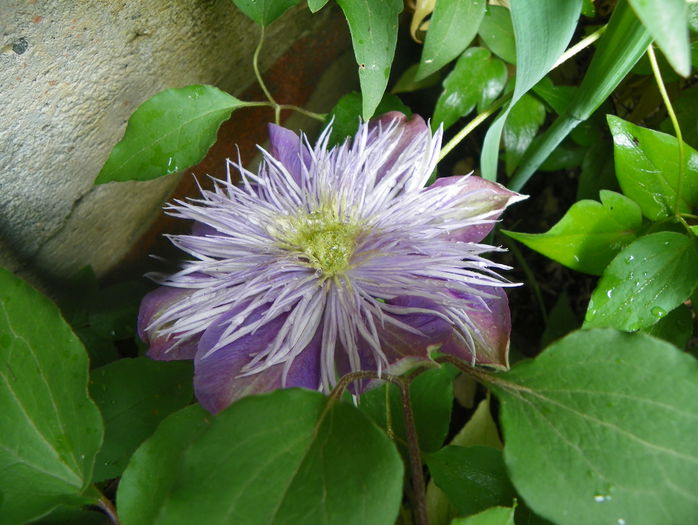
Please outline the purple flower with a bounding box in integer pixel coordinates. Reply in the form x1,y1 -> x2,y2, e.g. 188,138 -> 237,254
138,112 -> 525,413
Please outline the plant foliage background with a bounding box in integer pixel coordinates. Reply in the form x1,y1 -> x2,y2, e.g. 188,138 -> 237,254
2,1 -> 698,524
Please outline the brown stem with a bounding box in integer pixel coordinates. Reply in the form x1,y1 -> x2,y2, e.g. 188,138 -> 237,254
96,494 -> 120,525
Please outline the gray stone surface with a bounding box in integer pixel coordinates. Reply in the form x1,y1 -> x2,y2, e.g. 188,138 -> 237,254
0,0 -> 338,286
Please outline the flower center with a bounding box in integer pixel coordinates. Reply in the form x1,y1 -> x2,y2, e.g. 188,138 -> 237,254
282,210 -> 360,276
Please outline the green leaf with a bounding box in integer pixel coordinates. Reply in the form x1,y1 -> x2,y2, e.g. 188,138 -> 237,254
432,47 -> 507,131
503,94 -> 546,175
417,0 -> 486,79
120,389 -> 403,525
509,2 -> 652,191
451,506 -> 516,525
392,64 -> 441,94
477,6 -> 516,65
627,0 -> 690,76
584,232 -> 698,331
232,0 -> 300,25
503,190 -> 643,276
491,329 -> 698,525
540,292 -> 579,347
96,85 -> 245,184
359,365 -> 457,453
0,269 -> 103,524
336,0 -> 402,120
324,91 -> 411,147
89,358 -> 193,482
427,446 -> 516,517
307,0 -> 329,14
608,115 -> 698,220
480,0 -> 581,181
641,304 -> 694,349
117,404 -> 212,525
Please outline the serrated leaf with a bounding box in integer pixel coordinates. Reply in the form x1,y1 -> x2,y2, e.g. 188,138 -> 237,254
417,0 -> 486,79
433,47 -> 507,131
627,0 -> 690,76
232,0 -> 300,25
119,389 -> 403,525
584,232 -> 698,331
608,115 -> 698,220
96,85 -> 245,184
359,365 -> 457,453
0,269 -> 103,524
451,506 -> 516,525
336,0 -> 402,120
427,446 -> 516,517
324,91 -> 411,147
503,94 -> 546,175
503,190 -> 643,276
490,329 -> 698,525
509,2 -> 652,191
480,0 -> 581,181
89,358 -> 193,482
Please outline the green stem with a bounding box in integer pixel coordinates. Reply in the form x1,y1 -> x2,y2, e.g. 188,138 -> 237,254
438,95 -> 511,161
253,26 -> 277,112
501,235 -> 547,322
647,44 -> 685,216
551,25 -> 606,70
279,104 -> 327,122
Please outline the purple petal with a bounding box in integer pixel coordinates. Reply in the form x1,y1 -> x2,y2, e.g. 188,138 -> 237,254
368,112 -> 428,182
429,175 -> 526,243
138,287 -> 199,360
440,287 -> 511,368
267,124 -> 311,185
194,306 -> 321,413
191,221 -> 218,237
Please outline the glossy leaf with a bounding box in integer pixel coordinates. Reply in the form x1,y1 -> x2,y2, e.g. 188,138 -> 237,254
89,358 -> 193,482
120,389 -> 403,525
628,0 -> 690,76
0,269 -> 103,524
584,232 -> 698,331
608,115 -> 698,220
96,85 -> 245,184
232,0 -> 300,25
641,304 -> 693,349
417,0 -> 486,79
432,47 -> 507,131
477,6 -> 516,64
451,506 -> 516,525
336,0 -> 403,120
503,190 -> 643,276
491,329 -> 698,525
509,2 -> 652,191
324,91 -> 411,147
480,0 -> 581,181
359,365 -> 457,453
503,94 -> 546,175
427,446 -> 516,517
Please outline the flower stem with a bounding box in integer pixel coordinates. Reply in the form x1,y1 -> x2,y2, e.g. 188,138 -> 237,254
551,24 -> 606,70
647,44 -> 686,216
279,104 -> 327,122
253,26 -> 277,113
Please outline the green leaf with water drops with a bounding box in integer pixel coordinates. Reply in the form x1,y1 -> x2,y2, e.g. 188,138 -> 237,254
0,268 -> 103,524
417,0 -> 486,80
96,85 -> 246,184
89,358 -> 193,482
120,389 -> 403,525
641,304 -> 694,350
427,446 -> 516,517
336,0 -> 402,120
584,232 -> 698,331
489,328 -> 698,525
503,190 -> 643,276
432,47 -> 507,131
608,115 -> 698,220
232,0 -> 300,25
451,506 -> 516,525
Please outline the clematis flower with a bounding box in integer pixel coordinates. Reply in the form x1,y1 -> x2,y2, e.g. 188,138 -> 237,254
138,112 -> 525,413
